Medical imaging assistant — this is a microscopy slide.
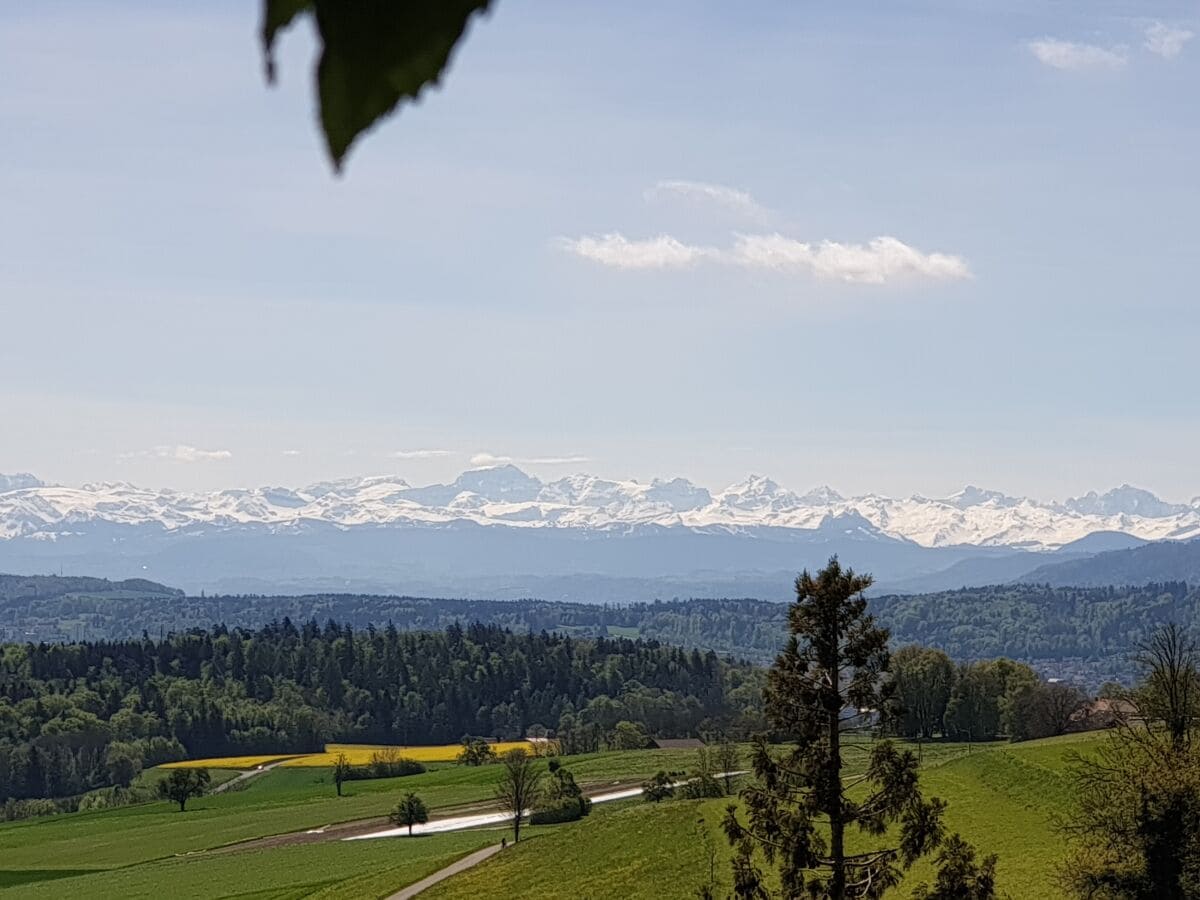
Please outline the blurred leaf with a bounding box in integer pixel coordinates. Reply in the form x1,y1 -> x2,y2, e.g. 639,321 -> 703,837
262,0 -> 493,172
261,0 -> 314,82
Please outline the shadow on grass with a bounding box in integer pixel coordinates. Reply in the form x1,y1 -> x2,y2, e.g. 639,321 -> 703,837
0,869 -> 98,887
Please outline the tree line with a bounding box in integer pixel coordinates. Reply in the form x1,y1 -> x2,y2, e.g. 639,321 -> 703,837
0,620 -> 762,803
4,576 -> 1196,679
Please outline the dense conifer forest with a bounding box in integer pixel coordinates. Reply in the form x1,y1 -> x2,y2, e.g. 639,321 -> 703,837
3,575 -> 1195,676
0,620 -> 762,803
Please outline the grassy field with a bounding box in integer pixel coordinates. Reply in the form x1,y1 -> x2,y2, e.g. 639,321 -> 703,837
0,735 -> 1101,898
9,830 -> 503,899
424,733 -> 1101,900
0,746 -> 703,891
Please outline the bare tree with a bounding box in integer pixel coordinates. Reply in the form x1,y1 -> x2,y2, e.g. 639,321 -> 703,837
332,752 -> 352,796
1060,624 -> 1200,896
495,748 -> 544,843
713,737 -> 741,795
1136,623 -> 1200,751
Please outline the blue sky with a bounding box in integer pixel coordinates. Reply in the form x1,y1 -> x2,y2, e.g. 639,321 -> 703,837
1,1 -> 1198,500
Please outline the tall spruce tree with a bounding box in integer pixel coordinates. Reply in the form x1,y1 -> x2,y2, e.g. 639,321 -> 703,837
723,557 -> 947,899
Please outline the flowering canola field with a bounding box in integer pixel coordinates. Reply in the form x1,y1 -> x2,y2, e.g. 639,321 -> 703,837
160,754 -> 300,770
161,741 -> 537,769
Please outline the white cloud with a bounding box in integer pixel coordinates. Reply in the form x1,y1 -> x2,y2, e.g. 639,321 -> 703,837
560,231 -> 970,285
1145,22 -> 1194,59
389,449 -> 453,459
558,233 -> 711,269
470,453 -> 513,467
1027,38 -> 1127,71
470,452 -> 591,467
645,180 -> 770,221
121,444 -> 233,462
282,449 -> 302,457
729,234 -> 971,284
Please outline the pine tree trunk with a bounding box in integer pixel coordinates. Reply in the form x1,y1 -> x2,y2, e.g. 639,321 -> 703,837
829,702 -> 845,898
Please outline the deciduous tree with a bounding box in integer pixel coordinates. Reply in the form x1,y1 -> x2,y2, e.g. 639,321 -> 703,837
157,767 -> 210,812
332,752 -> 352,796
389,792 -> 429,836
457,737 -> 497,767
495,748 -> 543,843
1060,625 -> 1200,898
890,646 -> 954,740
642,770 -> 674,803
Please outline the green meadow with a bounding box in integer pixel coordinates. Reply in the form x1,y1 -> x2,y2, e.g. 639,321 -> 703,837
427,734 -> 1098,900
0,735 -> 1101,898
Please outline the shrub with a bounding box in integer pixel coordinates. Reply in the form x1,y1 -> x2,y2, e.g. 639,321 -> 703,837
457,737 -> 497,766
642,770 -> 674,802
679,772 -> 724,799
367,750 -> 425,779
530,795 -> 591,825
340,756 -> 426,782
2,797 -> 63,821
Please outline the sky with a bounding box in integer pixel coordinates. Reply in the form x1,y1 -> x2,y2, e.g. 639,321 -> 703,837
1,1 -> 1198,502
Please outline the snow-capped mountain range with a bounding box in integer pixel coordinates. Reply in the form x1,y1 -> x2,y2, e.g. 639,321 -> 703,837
2,466 -> 1199,551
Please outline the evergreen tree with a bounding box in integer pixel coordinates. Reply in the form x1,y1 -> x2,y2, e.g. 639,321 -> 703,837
912,834 -> 998,900
723,558 -> 947,899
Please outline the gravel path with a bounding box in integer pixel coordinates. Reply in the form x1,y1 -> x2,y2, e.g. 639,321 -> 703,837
211,760 -> 289,794
386,843 -> 504,900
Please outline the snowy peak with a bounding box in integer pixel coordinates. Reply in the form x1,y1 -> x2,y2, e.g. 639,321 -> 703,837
1064,484 -> 1190,518
644,477 -> 712,512
798,485 -> 844,506
0,470 -> 1198,551
449,465 -> 542,503
0,473 -> 43,493
716,475 -> 802,512
945,485 -> 1022,510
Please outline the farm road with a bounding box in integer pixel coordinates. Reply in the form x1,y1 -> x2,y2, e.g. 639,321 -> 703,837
211,760 -> 289,794
386,843 -> 504,899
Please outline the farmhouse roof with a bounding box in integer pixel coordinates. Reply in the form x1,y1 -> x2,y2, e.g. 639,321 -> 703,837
651,737 -> 706,750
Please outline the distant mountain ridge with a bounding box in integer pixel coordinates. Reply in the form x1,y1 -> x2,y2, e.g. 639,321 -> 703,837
1019,537 -> 1200,587
0,468 -> 1197,597
2,467 -> 1197,549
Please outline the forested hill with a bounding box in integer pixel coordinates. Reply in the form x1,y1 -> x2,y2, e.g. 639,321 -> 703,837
3,577 -> 1198,680
1018,537 -> 1200,587
0,574 -> 180,601
0,620 -> 762,803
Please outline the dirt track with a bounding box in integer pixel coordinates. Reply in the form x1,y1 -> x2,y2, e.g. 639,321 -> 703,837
206,779 -> 646,855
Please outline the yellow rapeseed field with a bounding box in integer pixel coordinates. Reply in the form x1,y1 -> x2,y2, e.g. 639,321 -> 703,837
279,741 -> 536,766
160,754 -> 300,770
160,741 -> 540,770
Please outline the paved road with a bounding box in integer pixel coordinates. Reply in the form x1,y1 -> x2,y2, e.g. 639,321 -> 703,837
386,843 -> 503,900
350,772 -> 746,841
211,760 -> 289,794
348,784 -> 646,841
